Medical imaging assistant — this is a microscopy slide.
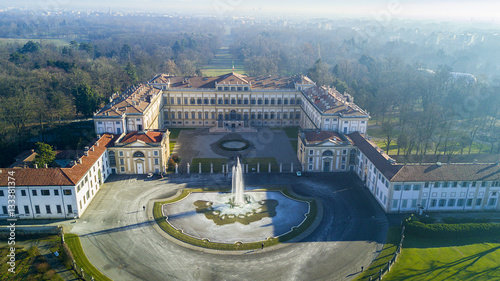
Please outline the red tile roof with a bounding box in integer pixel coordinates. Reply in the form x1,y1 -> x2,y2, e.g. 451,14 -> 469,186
120,131 -> 163,144
95,84 -> 161,118
0,134 -> 118,187
303,86 -> 368,116
391,163 -> 500,182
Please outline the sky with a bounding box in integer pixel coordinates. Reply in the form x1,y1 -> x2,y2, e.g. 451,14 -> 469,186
2,0 -> 499,23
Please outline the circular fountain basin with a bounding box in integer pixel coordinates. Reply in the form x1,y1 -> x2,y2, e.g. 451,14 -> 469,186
218,139 -> 250,151
162,191 -> 310,244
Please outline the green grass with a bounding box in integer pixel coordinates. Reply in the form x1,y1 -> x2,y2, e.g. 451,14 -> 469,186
169,141 -> 176,153
0,245 -> 63,281
202,46 -> 246,77
0,38 -> 69,47
168,128 -> 194,139
290,140 -> 298,153
153,188 -> 316,250
383,234 -> 500,281
284,126 -> 299,138
191,157 -> 280,173
64,234 -> 112,281
191,158 -> 227,173
356,227 -> 401,281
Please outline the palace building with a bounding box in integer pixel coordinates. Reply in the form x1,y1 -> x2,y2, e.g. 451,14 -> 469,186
1,72 -> 498,220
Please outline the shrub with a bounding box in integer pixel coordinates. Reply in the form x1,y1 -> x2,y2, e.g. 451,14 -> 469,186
171,154 -> 180,163
406,221 -> 500,238
442,217 -> 490,224
418,216 -> 436,224
35,261 -> 50,274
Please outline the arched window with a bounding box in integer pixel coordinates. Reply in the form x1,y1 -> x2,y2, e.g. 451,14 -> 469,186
133,151 -> 145,158
322,150 -> 334,156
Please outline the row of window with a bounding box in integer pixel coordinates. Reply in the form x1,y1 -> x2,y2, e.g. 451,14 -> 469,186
0,189 -> 71,197
167,112 -> 301,120
167,97 -> 301,106
216,86 -> 250,91
2,204 -> 73,215
393,197 -> 497,209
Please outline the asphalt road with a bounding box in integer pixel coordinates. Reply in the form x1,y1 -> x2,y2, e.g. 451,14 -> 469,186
67,173 -> 388,281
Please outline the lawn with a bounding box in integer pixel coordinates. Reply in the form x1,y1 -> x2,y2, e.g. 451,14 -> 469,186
191,157 -> 280,173
290,140 -> 298,152
168,128 -> 194,139
355,227 -> 401,281
283,126 -> 299,138
0,244 -> 63,281
202,46 -> 246,77
64,234 -> 112,281
169,141 -> 176,153
383,234 -> 500,281
0,38 -> 69,47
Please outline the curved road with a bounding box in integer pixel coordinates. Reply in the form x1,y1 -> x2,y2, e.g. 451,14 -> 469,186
68,173 -> 388,281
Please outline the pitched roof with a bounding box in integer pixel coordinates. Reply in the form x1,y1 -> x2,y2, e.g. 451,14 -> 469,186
95,84 -> 161,118
303,130 -> 348,144
120,131 -> 163,144
0,134 -> 118,187
391,163 -> 500,182
148,72 -> 313,90
0,168 -> 74,186
303,86 -> 368,117
348,132 -> 401,180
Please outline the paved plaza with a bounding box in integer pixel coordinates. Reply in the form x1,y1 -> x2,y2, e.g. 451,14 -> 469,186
173,128 -> 301,170
66,173 -> 389,281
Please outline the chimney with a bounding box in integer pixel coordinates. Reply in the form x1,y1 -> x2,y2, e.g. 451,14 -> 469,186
44,164 -> 48,168
78,158 -> 83,164
84,151 -> 89,156
34,164 -> 38,169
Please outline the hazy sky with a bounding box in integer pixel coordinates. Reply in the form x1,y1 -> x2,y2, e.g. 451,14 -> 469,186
2,0 -> 499,23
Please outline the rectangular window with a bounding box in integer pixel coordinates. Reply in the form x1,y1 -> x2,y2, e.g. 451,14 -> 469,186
211,98 -> 216,105
154,151 -> 159,156
488,198 -> 497,206
63,189 -> 72,196
411,199 -> 417,208
120,159 -> 124,165
177,98 -> 181,104
119,151 -> 123,157
309,150 -> 314,155
452,182 -> 458,188
394,185 -> 401,191
466,198 -> 473,206
413,185 -> 421,191
457,199 -> 465,206
392,200 -> 398,209
264,98 -> 269,105
284,98 -> 288,105
257,99 -> 262,105
309,157 -> 313,164
121,167 -> 125,172
56,205 -> 62,214
155,158 -> 159,165
476,198 -> 482,206
277,98 -> 282,105
68,205 -> 73,213
472,181 -> 477,187
0,190 -> 3,196
244,99 -> 248,105
443,182 -> 449,188
32,190 -> 37,196
438,199 -> 446,207
45,205 -> 51,214
402,199 -> 408,208
421,199 -> 427,207
481,181 -> 487,187
54,189 -> 59,196
24,205 -> 30,214
21,190 -> 26,196
231,99 -> 236,104
404,185 -> 411,191
225,99 -> 229,104
35,205 -> 40,214
447,199 -> 456,207
170,98 -> 174,104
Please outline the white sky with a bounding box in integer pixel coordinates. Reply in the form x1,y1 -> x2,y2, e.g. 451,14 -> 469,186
2,0 -> 499,23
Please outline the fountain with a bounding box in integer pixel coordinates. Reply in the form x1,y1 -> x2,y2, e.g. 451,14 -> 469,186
160,157 -> 314,245
231,158 -> 245,206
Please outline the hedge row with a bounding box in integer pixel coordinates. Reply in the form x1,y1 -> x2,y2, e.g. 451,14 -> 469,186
442,217 -> 490,224
406,221 -> 500,238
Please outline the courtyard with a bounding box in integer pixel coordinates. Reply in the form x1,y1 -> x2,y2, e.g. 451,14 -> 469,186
65,172 -> 388,281
172,128 -> 301,173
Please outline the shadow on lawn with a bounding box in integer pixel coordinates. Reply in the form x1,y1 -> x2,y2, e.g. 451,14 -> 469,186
403,233 -> 500,248
392,245 -> 500,281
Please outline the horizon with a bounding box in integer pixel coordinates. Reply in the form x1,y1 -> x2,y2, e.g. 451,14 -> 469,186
1,0 -> 499,25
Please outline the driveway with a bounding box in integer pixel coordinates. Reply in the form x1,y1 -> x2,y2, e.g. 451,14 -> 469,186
67,173 -> 388,281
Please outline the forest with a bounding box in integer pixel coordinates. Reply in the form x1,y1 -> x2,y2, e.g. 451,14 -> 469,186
0,10 -> 498,166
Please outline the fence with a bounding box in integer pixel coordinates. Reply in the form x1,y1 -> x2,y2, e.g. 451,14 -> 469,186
364,226 -> 405,281
59,228 -> 102,281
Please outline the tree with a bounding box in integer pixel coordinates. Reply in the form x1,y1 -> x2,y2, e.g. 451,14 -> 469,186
20,41 -> 40,54
382,121 -> 397,154
307,59 -> 333,87
125,62 -> 139,84
73,84 -> 100,117
120,44 -> 132,60
34,142 -> 56,168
